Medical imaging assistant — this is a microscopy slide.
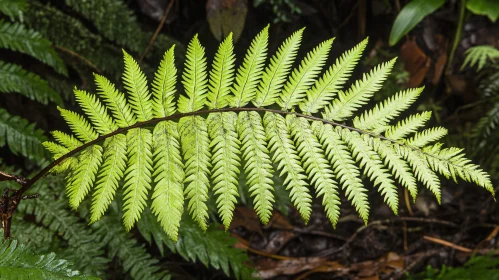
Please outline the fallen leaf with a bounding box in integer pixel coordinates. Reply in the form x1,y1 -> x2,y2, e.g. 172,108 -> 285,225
206,0 -> 248,42
400,40 -> 431,87
266,211 -> 293,230
230,207 -> 263,235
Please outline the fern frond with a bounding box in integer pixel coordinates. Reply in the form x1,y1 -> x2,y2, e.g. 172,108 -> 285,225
74,89 -> 118,134
0,0 -> 27,20
300,38 -> 368,114
207,34 -> 235,109
426,146 -> 494,193
0,21 -> 67,75
324,58 -> 396,121
93,214 -> 170,280
207,112 -> 240,228
123,128 -> 153,230
179,116 -> 211,230
42,141 -> 70,159
0,238 -> 98,279
384,111 -> 432,140
58,107 -> 99,143
264,112 -> 312,222
178,35 -> 208,113
90,134 -> 127,223
341,129 -> 399,214
152,45 -> 177,117
43,27 -> 494,241
51,131 -> 82,150
94,74 -> 137,128
462,45 -> 499,71
123,51 -> 153,121
253,28 -> 303,107
66,145 -> 102,209
0,108 -> 49,164
151,121 -> 184,240
354,87 -> 423,133
398,146 -> 441,202
238,111 -> 274,224
277,38 -> 334,110
312,122 -> 369,222
472,100 -> 499,139
288,116 -> 341,226
371,139 -> 418,200
405,127 -> 448,147
230,26 -> 269,107
0,61 -> 61,105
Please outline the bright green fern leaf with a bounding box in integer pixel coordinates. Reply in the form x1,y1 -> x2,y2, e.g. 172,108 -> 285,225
264,112 -> 312,222
178,35 -> 208,113
238,111 -> 275,224
66,145 -> 102,209
151,121 -> 184,240
230,26 -> 269,107
288,115 -> 341,226
123,51 -> 153,121
179,116 -> 211,230
94,74 -> 137,128
278,38 -> 334,110
152,45 -> 177,118
312,122 -> 369,223
123,128 -> 153,230
324,58 -> 396,121
253,28 -> 303,107
90,134 -> 127,223
300,38 -> 368,114
207,34 -> 235,109
207,112 -> 240,228
42,26 -> 494,240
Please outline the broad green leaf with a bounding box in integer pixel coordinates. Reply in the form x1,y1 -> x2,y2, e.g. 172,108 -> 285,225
389,0 -> 446,46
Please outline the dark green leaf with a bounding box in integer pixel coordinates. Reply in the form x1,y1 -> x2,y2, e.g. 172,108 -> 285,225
389,0 -> 446,46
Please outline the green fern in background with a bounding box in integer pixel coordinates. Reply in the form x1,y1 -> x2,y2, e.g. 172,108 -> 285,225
0,0 -> 63,165
0,235 -> 97,279
461,45 -> 499,176
43,26 -> 494,243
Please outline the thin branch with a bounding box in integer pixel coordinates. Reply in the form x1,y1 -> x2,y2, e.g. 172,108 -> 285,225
138,0 -> 175,63
55,46 -> 102,74
423,235 -> 473,253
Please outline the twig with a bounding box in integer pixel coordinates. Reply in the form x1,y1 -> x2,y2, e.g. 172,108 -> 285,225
423,235 -> 473,253
139,0 -> 175,63
55,46 -> 101,73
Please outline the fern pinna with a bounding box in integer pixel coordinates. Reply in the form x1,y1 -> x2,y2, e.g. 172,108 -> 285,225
43,26 -> 494,241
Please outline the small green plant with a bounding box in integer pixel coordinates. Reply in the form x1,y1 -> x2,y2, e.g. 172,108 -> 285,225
407,255 -> 499,280
461,45 -> 499,176
389,0 -> 499,46
26,26 -> 493,243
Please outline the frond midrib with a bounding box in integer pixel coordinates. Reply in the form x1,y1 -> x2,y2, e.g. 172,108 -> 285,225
32,106 -> 454,191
